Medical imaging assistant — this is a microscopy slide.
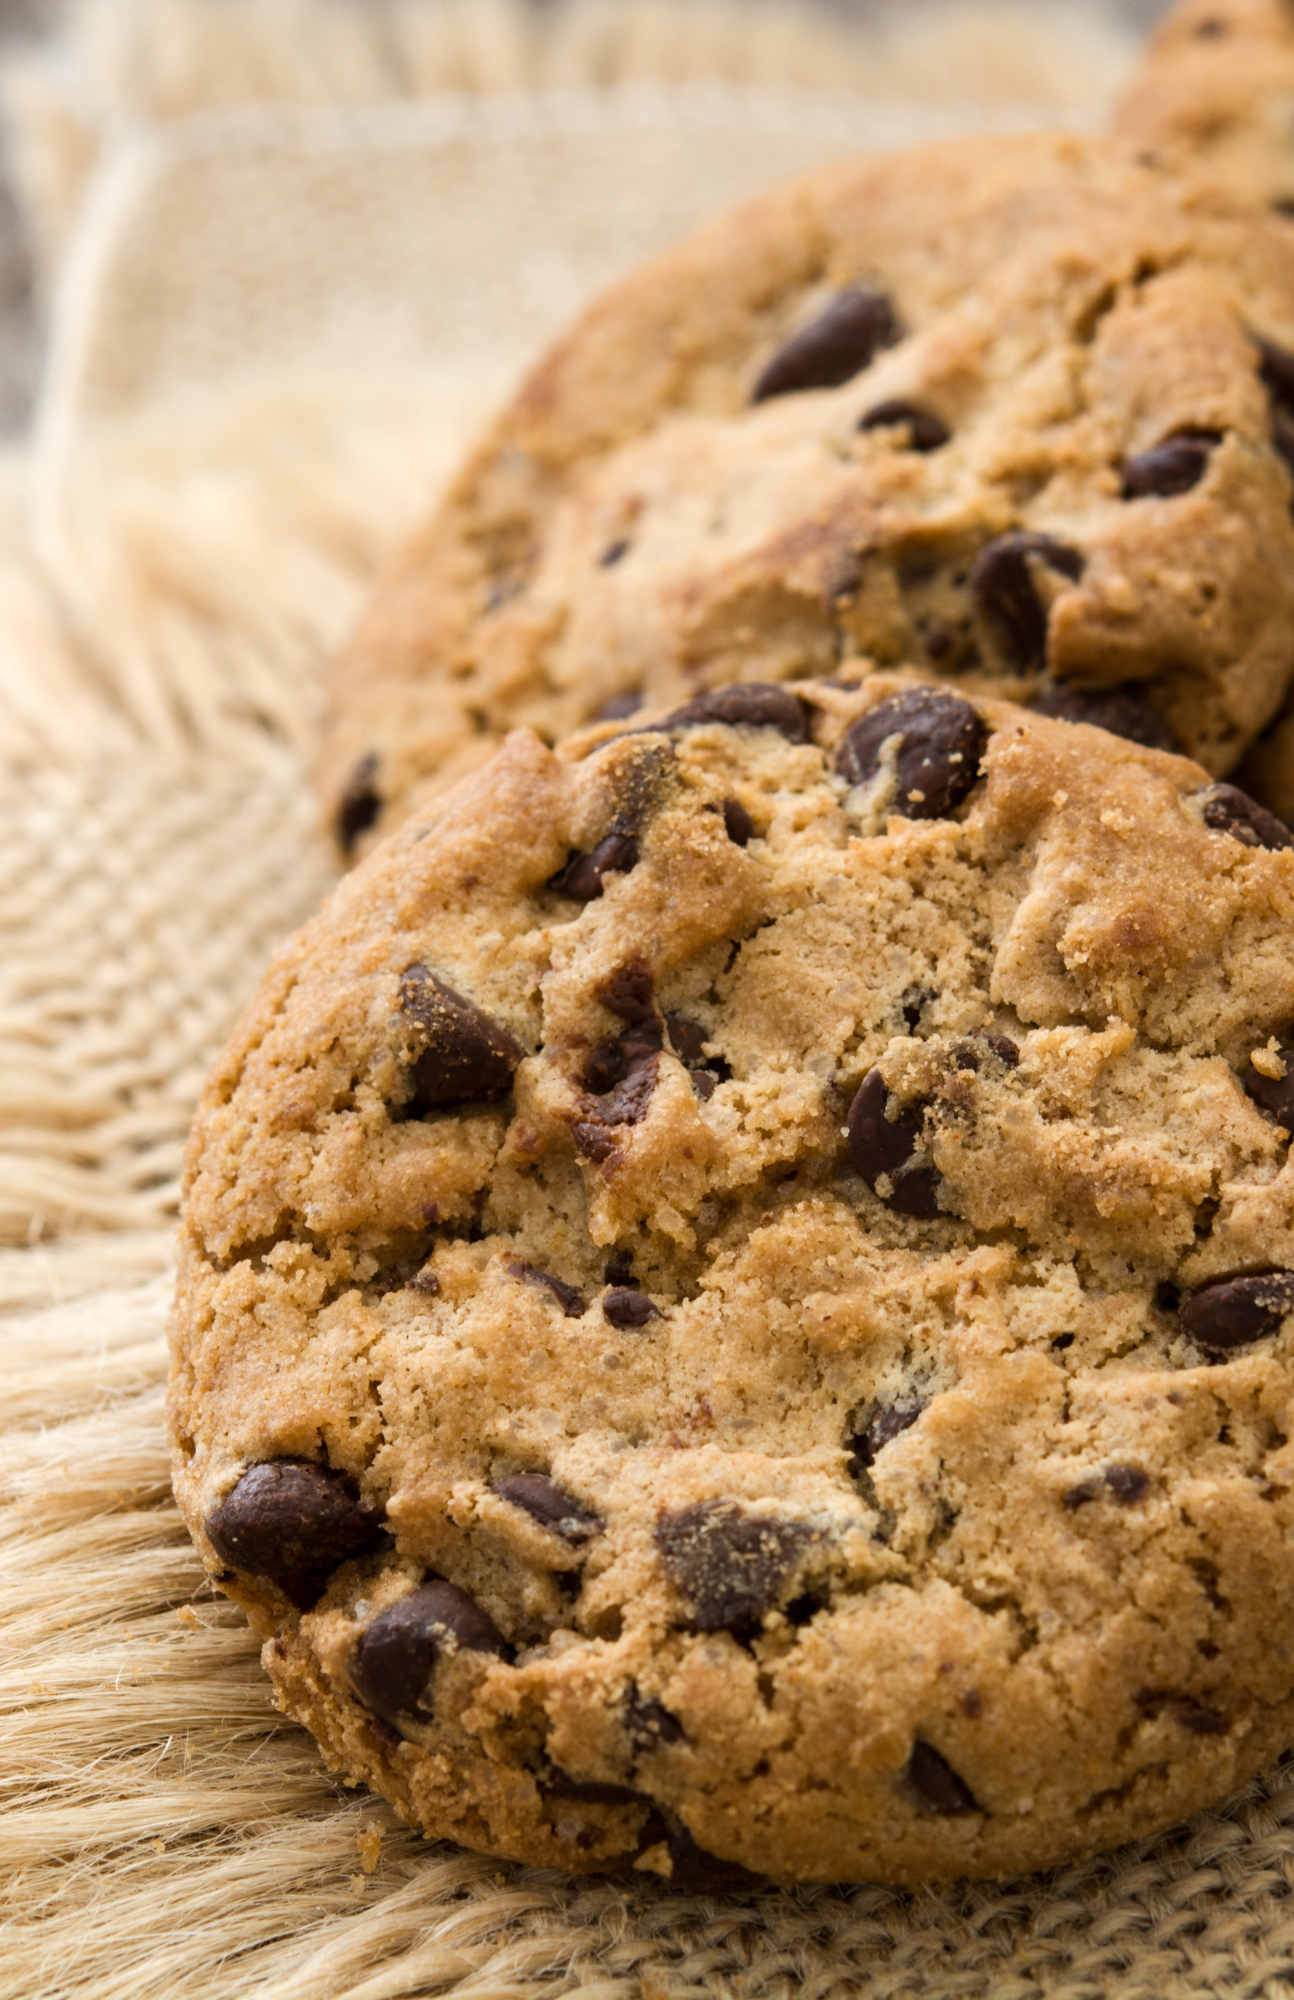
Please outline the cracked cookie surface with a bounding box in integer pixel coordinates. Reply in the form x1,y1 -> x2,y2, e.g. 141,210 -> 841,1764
176,675 -> 1294,1884
316,130 -> 1294,858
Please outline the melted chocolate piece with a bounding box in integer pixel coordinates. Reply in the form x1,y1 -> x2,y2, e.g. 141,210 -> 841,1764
550,829 -> 640,902
968,531 -> 1084,671
336,752 -> 381,858
752,286 -> 901,403
858,398 -> 950,451
1120,429 -> 1220,499
836,688 -> 985,819
206,1460 -> 383,1611
493,1472 -> 601,1542
352,1580 -> 506,1723
908,1740 -> 979,1814
655,1500 -> 815,1633
654,683 -> 809,743
845,1069 -> 941,1219
1181,1269 -> 1294,1349
597,956 -> 656,1025
1244,1042 -> 1294,1130
1197,783 -> 1294,853
1032,684 -> 1176,752
507,1261 -> 587,1318
399,964 -> 524,1112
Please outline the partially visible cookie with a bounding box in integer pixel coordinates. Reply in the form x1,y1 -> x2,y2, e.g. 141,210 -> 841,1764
177,674 -> 1294,1884
317,131 -> 1294,858
1115,0 -> 1294,214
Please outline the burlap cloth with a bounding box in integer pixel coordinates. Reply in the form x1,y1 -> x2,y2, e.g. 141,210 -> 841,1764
12,4 -> 1294,1994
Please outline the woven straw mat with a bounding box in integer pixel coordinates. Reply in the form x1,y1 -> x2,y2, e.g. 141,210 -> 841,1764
13,3 -> 1294,1995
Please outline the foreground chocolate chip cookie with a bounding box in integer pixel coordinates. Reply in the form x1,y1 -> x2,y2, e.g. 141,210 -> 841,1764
176,674 -> 1294,1884
317,130 -> 1294,857
1115,0 -> 1294,214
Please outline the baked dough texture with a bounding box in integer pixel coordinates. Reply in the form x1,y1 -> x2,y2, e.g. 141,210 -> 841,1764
175,677 -> 1294,1884
315,130 -> 1294,857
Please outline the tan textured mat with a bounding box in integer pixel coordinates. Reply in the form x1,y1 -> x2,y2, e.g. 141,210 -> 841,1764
10,3 -> 1293,1995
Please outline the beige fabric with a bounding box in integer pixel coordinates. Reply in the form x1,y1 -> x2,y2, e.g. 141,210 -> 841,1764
14,2 -> 1294,1994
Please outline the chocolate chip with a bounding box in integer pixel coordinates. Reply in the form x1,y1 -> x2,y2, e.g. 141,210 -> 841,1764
722,798 -> 755,846
664,1823 -> 766,1891
603,1287 -> 660,1330
836,688 -> 985,819
507,1260 -> 586,1318
851,1393 -> 924,1469
1244,1043 -> 1294,1129
653,683 -> 809,743
600,539 -> 631,568
752,286 -> 901,403
595,689 -> 642,720
655,1500 -> 815,1633
907,1740 -> 978,1814
858,398 -> 950,451
352,1580 -> 507,1723
550,828 -> 640,902
979,1034 -> 1020,1067
1032,683 -> 1177,752
1063,1475 -> 1103,1510
1181,1269 -> 1294,1349
625,1688 -> 685,1751
1197,783 -> 1294,853
1103,1464 -> 1150,1504
493,1472 -> 601,1542
206,1460 -> 383,1611
1254,337 -> 1294,476
336,752 -> 381,858
1120,429 -> 1220,499
845,1069 -> 941,1219
399,964 -> 524,1113
580,1024 -> 661,1126
664,1015 -> 709,1065
968,531 -> 1084,671
597,956 -> 656,1025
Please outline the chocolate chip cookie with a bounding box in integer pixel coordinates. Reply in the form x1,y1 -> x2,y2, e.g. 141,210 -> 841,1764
316,130 -> 1294,858
1115,0 -> 1294,214
176,675 -> 1294,1883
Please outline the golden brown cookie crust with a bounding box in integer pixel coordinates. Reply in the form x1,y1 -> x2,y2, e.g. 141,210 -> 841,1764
316,130 -> 1294,858
177,678 -> 1294,1884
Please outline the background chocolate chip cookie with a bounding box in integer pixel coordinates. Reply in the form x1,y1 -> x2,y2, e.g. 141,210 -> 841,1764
177,675 -> 1294,1883
316,130 -> 1294,857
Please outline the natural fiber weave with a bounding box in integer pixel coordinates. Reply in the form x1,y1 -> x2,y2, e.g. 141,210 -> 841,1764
14,3 -> 1294,1995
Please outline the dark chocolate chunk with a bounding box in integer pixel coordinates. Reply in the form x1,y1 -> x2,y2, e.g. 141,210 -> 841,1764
859,398 -> 950,451
1196,783 -> 1294,853
655,1499 -> 815,1633
851,1393 -> 924,1469
1120,429 -> 1220,500
550,828 -> 640,902
1031,683 -> 1176,752
351,1580 -> 507,1723
603,1287 -> 661,1330
665,1015 -> 710,1066
752,286 -> 901,403
1181,1269 -> 1294,1348
663,1822 -> 766,1891
399,963 -> 524,1112
336,752 -> 381,858
493,1472 -> 601,1543
1103,1464 -> 1150,1504
845,1068 -> 941,1219
907,1740 -> 979,1814
722,798 -> 755,846
625,1688 -> 685,1751
654,683 -> 809,743
968,531 -> 1084,671
597,956 -> 656,1025
507,1260 -> 587,1318
596,689 -> 642,720
1244,1042 -> 1294,1130
690,1071 -> 718,1101
206,1460 -> 383,1611
836,688 -> 985,819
